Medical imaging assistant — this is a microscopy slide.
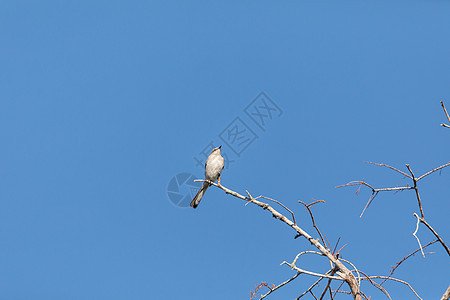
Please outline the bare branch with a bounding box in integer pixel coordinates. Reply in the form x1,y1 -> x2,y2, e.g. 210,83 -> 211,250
259,272 -> 301,299
406,164 -> 425,219
332,281 -> 347,298
362,276 -> 422,300
365,161 -> 412,179
382,240 -> 438,284
412,214 -> 425,258
250,282 -> 275,300
319,268 -> 338,300
332,288 -> 370,300
337,160 -> 449,259
441,284 -> 450,300
340,258 -> 362,286
328,285 -> 334,300
333,237 -> 341,255
281,261 -> 344,280
195,179 -> 363,299
337,180 -> 413,217
291,251 -> 325,265
358,270 -> 392,300
253,194 -> 297,225
298,200 -> 326,247
417,162 -> 450,181
414,213 -> 450,256
296,271 -> 331,299
441,101 -> 450,128
336,181 -> 412,192
360,191 -> 378,218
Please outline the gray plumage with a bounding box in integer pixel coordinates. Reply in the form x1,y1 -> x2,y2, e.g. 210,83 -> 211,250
190,146 -> 224,208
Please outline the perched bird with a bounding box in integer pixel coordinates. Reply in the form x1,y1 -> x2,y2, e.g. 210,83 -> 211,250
190,146 -> 224,208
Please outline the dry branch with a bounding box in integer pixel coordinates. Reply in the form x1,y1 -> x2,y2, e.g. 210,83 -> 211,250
361,275 -> 422,300
259,272 -> 301,299
296,272 -> 330,299
337,162 -> 450,256
194,179 -> 364,300
298,200 -> 327,247
441,101 -> 450,128
414,213 -> 450,256
441,284 -> 450,300
382,240 -> 438,285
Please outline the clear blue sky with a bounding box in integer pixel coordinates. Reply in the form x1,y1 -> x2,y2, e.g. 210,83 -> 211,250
1,1 -> 449,299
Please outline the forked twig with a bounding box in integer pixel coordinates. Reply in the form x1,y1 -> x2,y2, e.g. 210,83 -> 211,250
382,240 -> 438,285
298,200 -> 326,247
417,162 -> 450,181
319,268 -> 338,300
296,271 -> 331,299
365,161 -> 412,178
336,181 -> 413,217
358,270 -> 392,300
259,272 -> 301,299
337,162 -> 450,256
412,214 -> 425,258
362,275 -> 422,300
406,164 -> 424,219
414,213 -> 450,256
441,101 -> 450,128
252,193 -> 297,226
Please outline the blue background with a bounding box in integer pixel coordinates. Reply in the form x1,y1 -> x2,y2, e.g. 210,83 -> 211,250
1,1 -> 449,299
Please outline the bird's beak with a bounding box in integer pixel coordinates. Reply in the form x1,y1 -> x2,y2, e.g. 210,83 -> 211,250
218,145 -> 222,149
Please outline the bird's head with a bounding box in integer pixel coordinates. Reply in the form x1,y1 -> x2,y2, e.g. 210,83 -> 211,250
211,146 -> 222,154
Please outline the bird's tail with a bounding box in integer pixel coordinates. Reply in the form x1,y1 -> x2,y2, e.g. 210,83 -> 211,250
190,182 -> 209,208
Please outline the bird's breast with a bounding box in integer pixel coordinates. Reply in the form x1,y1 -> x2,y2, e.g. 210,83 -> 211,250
205,155 -> 224,181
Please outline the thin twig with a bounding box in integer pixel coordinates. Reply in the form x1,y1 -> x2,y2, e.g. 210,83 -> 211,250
360,191 -> 378,218
332,281 -> 346,298
362,276 -> 422,300
250,282 -> 275,300
259,272 -> 301,299
335,244 -> 348,257
328,285 -> 334,299
281,261 -> 344,280
336,181 -> 412,192
254,194 -> 297,226
412,214 -> 425,258
417,162 -> 450,181
414,213 -> 450,256
336,181 -> 413,218
441,101 -> 450,128
382,240 -> 438,284
296,270 -> 332,299
291,251 -> 325,265
365,161 -> 412,178
319,268 -> 338,300
359,271 -> 392,300
406,164 -> 425,218
333,237 -> 341,255
299,200 -> 326,247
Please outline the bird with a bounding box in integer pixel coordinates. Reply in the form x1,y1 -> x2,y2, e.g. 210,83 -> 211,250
190,146 -> 224,208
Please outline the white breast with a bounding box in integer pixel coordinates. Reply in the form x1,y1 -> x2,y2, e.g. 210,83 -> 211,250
205,154 -> 224,182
